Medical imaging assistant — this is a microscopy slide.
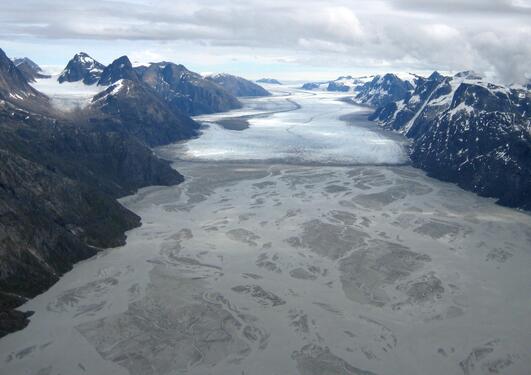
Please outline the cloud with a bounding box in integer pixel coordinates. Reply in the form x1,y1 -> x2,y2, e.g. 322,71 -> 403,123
0,0 -> 529,83
388,0 -> 531,15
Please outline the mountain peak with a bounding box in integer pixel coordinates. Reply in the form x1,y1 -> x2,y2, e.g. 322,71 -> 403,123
13,57 -> 42,73
58,52 -> 104,85
206,73 -> 271,97
12,57 -> 49,82
454,70 -> 482,80
428,71 -> 444,81
0,48 -> 46,107
98,56 -> 138,86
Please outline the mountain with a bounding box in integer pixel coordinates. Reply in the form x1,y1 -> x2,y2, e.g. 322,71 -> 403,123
301,75 -> 374,92
368,71 -> 531,209
0,97 -> 186,337
0,48 -> 201,337
58,52 -> 105,85
354,73 -> 415,107
90,79 -> 199,146
206,73 -> 271,97
256,78 -> 282,85
12,57 -> 41,73
138,62 -> 241,115
12,57 -> 50,82
301,81 -> 326,90
98,55 -> 139,86
0,49 -> 48,111
368,71 -> 447,135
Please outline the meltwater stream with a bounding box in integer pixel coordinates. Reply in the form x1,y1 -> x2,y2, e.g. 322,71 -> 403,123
1,86 -> 530,375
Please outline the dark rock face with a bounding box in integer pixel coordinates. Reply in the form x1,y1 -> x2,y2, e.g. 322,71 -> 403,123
12,57 -> 41,74
257,78 -> 282,85
138,62 -> 241,115
327,81 -> 350,92
206,73 -> 271,97
12,57 -> 50,82
0,49 -> 48,112
0,49 -> 40,100
0,48 -> 201,337
301,82 -> 322,90
0,308 -> 33,338
90,79 -> 199,146
355,74 -> 414,107
411,84 -> 531,209
98,56 -> 139,86
58,52 -> 105,85
0,98 -> 186,337
369,72 -> 447,135
369,71 -> 531,210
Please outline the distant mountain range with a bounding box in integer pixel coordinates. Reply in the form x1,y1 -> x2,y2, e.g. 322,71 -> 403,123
12,57 -> 50,82
302,75 -> 375,92
58,52 -> 104,84
0,48 -> 272,337
206,73 -> 271,97
334,70 -> 531,210
256,78 -> 282,85
56,53 -> 272,115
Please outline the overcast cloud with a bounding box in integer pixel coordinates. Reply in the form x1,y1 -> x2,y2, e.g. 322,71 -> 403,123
0,0 -> 529,82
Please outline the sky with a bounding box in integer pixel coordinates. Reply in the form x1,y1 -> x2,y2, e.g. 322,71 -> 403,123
0,0 -> 530,83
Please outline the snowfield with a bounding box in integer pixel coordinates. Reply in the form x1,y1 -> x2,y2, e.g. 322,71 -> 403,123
31,75 -> 107,111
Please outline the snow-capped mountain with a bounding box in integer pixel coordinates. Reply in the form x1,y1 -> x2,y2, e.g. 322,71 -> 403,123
367,71 -> 531,209
205,73 -> 271,97
0,49 -> 47,109
354,73 -> 418,107
58,52 -> 105,85
0,47 -> 197,337
12,57 -> 49,82
301,73 -> 423,97
98,56 -> 139,86
90,79 -> 199,146
301,75 -> 374,92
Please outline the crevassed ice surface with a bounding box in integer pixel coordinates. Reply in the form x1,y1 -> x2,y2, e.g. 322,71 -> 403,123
160,87 -> 409,165
1,86 -> 530,375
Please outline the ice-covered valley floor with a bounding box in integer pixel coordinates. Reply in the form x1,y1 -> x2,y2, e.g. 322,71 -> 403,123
1,87 -> 530,375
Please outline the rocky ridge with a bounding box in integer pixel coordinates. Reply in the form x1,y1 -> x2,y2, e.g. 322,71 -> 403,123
363,71 -> 531,209
0,48 -> 200,336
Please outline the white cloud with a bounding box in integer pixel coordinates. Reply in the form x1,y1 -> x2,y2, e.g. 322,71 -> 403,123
0,0 -> 529,83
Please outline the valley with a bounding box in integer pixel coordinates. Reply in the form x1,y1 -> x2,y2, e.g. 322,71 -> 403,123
1,88 -> 530,375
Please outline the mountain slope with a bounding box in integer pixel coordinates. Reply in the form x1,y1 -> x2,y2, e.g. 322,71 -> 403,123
138,62 -> 241,115
0,49 -> 200,337
58,52 -> 105,85
355,73 -> 415,107
12,57 -> 50,82
206,73 -> 271,97
90,79 -> 199,146
98,56 -> 139,86
0,49 -> 48,111
368,72 -> 531,209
